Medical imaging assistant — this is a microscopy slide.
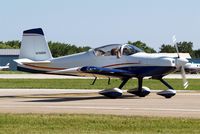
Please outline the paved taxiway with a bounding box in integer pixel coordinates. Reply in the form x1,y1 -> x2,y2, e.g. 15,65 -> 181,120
0,89 -> 199,118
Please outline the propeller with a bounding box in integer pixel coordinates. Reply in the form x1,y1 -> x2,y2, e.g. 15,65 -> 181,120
173,35 -> 189,89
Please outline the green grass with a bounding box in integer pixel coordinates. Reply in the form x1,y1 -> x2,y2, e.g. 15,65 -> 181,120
0,71 -> 28,74
0,114 -> 199,134
0,78 -> 199,90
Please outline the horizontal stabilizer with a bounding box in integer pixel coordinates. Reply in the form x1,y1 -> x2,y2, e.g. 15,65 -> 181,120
14,58 -> 51,65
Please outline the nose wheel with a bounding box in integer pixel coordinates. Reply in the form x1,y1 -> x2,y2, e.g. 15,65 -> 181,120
153,77 -> 176,98
157,89 -> 176,98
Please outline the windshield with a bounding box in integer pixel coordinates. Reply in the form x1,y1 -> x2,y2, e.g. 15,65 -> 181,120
121,44 -> 143,55
94,44 -> 143,56
94,44 -> 121,56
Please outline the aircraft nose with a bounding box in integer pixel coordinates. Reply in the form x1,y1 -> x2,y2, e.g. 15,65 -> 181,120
176,58 -> 188,67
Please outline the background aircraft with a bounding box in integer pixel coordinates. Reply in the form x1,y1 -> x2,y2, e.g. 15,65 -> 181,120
185,62 -> 200,74
15,28 -> 189,99
0,63 -> 10,71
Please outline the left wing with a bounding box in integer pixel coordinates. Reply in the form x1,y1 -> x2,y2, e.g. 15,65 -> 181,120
50,66 -> 133,78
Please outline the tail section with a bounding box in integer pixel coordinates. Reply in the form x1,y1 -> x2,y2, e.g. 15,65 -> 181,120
19,28 -> 52,61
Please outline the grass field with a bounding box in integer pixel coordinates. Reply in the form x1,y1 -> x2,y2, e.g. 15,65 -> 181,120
0,71 -> 28,74
0,78 -> 199,90
0,114 -> 199,134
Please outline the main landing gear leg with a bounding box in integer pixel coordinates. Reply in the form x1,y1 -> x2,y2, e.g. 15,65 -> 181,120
157,78 -> 176,98
127,77 -> 150,97
119,78 -> 129,89
99,78 -> 129,98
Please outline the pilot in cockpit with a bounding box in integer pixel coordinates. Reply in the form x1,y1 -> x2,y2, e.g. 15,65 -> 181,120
111,48 -> 118,55
123,48 -> 131,55
111,48 -> 121,58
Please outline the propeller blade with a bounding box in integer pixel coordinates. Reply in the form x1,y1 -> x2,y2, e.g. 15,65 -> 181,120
172,35 -> 189,89
181,66 -> 189,89
173,35 -> 180,58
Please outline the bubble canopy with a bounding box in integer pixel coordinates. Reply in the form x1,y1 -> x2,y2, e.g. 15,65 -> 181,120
94,44 -> 143,56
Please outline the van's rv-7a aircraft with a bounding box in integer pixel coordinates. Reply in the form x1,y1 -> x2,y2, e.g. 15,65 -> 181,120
14,28 -> 189,99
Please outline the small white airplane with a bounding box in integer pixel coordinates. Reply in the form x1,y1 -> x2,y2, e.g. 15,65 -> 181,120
185,62 -> 200,74
14,28 -> 189,99
0,63 -> 10,71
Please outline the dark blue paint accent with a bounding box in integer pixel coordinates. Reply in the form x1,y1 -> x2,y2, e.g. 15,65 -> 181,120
81,66 -> 176,78
23,28 -> 44,35
80,66 -> 132,77
116,66 -> 176,77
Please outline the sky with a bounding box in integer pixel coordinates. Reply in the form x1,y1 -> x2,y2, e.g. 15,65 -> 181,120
0,0 -> 200,51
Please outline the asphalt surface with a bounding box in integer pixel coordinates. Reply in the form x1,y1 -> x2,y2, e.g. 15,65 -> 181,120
0,89 -> 199,118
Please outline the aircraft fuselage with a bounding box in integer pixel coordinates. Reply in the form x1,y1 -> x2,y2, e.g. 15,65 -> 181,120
18,50 -> 176,77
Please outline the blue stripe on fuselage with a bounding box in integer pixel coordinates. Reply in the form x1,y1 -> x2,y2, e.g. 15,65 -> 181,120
115,66 -> 176,77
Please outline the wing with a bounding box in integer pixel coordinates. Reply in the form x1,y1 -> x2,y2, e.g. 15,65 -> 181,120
50,66 -> 133,78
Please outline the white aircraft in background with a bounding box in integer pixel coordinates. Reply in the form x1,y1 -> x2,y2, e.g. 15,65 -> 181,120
158,53 -> 200,74
185,62 -> 200,74
14,28 -> 189,99
0,63 -> 10,71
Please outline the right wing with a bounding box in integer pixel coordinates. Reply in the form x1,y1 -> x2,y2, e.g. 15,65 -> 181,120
50,66 -> 133,78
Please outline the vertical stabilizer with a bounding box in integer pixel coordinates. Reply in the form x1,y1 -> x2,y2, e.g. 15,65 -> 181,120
20,28 -> 53,61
